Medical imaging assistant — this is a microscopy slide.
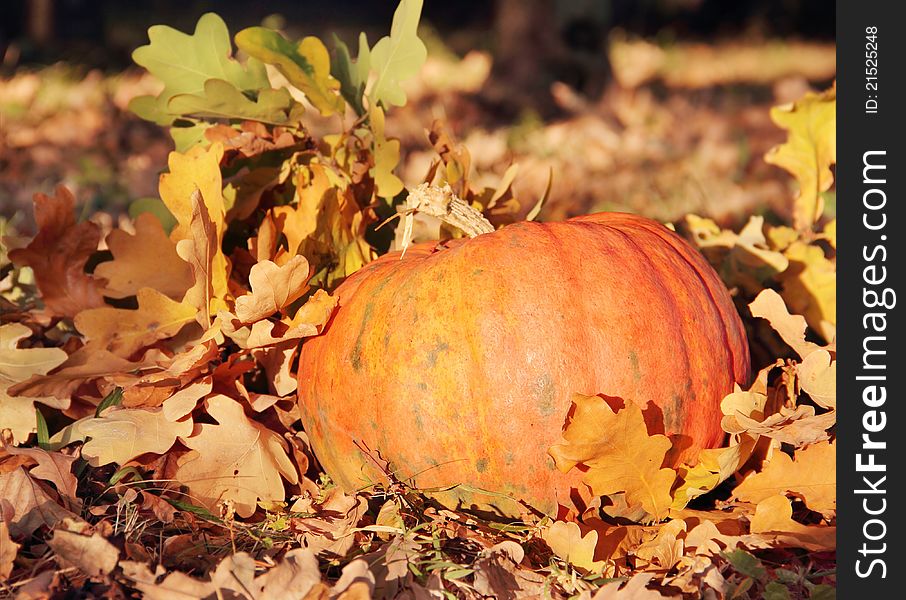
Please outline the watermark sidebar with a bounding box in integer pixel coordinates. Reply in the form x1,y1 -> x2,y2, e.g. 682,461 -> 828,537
838,1 -> 905,595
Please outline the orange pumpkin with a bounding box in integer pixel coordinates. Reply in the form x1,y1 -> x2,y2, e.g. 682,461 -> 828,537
297,211 -> 749,516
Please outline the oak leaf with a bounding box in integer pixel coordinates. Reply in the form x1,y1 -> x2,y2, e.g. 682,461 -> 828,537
78,408 -> 194,467
48,527 -> 120,578
7,186 -> 106,318
748,289 -> 820,359
94,212 -> 193,300
541,520 -> 607,574
0,467 -> 75,537
2,443 -> 79,504
366,0 -> 427,109
749,495 -> 835,551
764,86 -> 836,231
175,395 -> 298,518
549,394 -> 676,521
0,323 -> 68,444
234,255 -> 311,323
778,240 -> 836,342
798,349 -> 836,409
733,440 -> 835,517
0,521 -> 18,581
74,287 -> 198,358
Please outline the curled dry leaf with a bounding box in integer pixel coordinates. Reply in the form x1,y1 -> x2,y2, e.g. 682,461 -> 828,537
592,572 -> 676,599
797,348 -> 836,409
234,255 -> 312,323
161,377 -> 213,421
175,394 -> 298,518
549,394 -> 676,521
288,487 -> 367,558
748,289 -> 820,359
7,186 -> 106,318
0,467 -> 75,537
2,443 -> 79,504
733,440 -> 835,517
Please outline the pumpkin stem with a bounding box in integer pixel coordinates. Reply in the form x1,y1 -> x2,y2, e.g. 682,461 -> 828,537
400,183 -> 495,257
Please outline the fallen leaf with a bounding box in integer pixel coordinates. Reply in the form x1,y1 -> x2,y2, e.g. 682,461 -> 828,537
288,487 -> 367,558
592,572 -> 674,599
0,467 -> 74,537
549,394 -> 676,520
234,255 -> 312,323
748,289 -> 820,359
749,495 -> 835,551
798,349 -> 836,409
779,241 -> 836,341
0,521 -> 19,581
162,378 -> 212,421
0,323 -> 68,444
79,407 -> 194,467
541,520 -> 607,574
2,444 -> 78,503
175,395 -> 298,518
733,440 -> 835,517
74,287 -> 198,358
48,527 -> 120,578
8,186 -> 106,318
94,212 -> 194,300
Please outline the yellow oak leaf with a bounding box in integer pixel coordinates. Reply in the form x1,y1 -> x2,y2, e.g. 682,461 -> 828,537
74,288 -> 198,358
234,255 -> 311,323
0,323 -> 69,444
7,186 -> 106,318
764,86 -> 836,231
79,407 -> 194,466
549,394 -> 676,521
176,190 -> 231,326
779,240 -> 836,342
159,143 -> 226,242
221,288 -> 337,349
94,212 -> 193,300
370,106 -> 404,199
749,495 -> 835,551
671,435 -> 757,510
541,520 -> 607,574
733,440 -> 835,517
174,395 -> 298,518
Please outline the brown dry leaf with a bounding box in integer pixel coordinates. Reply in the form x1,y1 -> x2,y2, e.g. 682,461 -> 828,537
764,86 -> 836,231
289,487 -> 367,558
0,467 -> 75,537
74,287 -> 198,358
634,518 -> 686,571
592,573 -> 675,599
472,540 -> 545,599
10,345 -> 160,401
253,341 -> 299,397
175,190 -> 231,326
732,404 -> 834,446
331,558 -> 375,599
78,407 -> 194,467
2,443 -> 78,503
48,527 -> 120,578
0,322 -> 68,444
541,520 -> 607,574
221,289 -> 337,349
175,394 -> 298,518
94,212 -> 194,300
234,255 -> 312,323
748,289 -> 820,359
749,495 -> 835,551
253,548 -> 324,600
121,560 -> 216,599
733,440 -> 835,517
549,394 -> 676,520
7,186 -> 106,318
0,520 -> 19,581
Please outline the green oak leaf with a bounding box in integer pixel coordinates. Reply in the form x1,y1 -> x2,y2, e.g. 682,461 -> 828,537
168,79 -> 296,125
331,32 -> 371,117
129,13 -> 269,124
368,0 -> 427,109
235,28 -> 344,116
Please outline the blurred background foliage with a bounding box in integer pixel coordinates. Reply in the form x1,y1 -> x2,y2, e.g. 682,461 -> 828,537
1,0 -> 835,230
